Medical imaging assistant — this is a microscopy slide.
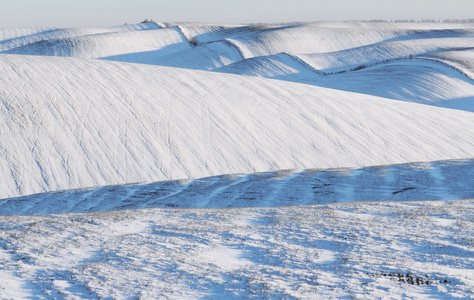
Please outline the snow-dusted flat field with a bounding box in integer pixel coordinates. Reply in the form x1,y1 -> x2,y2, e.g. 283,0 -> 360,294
1,199 -> 472,299
0,21 -> 473,298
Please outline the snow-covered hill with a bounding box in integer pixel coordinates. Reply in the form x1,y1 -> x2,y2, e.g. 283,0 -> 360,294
0,159 -> 472,215
0,21 -> 473,299
5,22 -> 474,112
1,53 -> 473,199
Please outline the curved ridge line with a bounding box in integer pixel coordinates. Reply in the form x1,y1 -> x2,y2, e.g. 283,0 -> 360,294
173,25 -> 194,44
326,55 -> 474,83
414,56 -> 474,83
279,52 -> 325,75
221,38 -> 246,59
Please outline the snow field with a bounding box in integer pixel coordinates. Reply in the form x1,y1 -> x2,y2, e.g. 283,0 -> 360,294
1,159 -> 472,215
1,53 -> 473,199
0,23 -> 160,52
3,27 -> 189,59
0,199 -> 472,299
0,21 -> 473,299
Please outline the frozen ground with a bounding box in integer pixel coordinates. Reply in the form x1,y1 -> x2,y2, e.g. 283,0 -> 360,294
1,54 -> 473,200
0,21 -> 473,299
1,22 -> 474,199
0,199 -> 472,299
0,159 -> 472,215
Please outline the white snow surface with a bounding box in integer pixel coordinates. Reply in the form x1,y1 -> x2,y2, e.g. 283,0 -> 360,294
0,21 -> 474,299
0,52 -> 473,199
0,200 -> 473,299
1,159 -> 472,216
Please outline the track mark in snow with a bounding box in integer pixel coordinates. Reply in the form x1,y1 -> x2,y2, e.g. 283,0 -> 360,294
392,187 -> 416,195
196,174 -> 250,207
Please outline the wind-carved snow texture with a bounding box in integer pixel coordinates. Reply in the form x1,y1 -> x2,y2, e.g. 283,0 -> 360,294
0,159 -> 472,215
0,53 -> 474,199
0,200 -> 473,299
5,23 -> 474,112
1,22 -> 474,200
0,21 -> 474,299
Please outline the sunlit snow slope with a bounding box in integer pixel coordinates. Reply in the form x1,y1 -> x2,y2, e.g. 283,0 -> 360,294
4,22 -> 474,111
0,21 -> 473,200
1,22 -> 474,300
0,54 -> 473,199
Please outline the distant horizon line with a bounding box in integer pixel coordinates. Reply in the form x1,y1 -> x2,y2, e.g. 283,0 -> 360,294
3,18 -> 474,29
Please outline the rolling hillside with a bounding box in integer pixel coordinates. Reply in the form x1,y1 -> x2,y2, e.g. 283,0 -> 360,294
1,159 -> 472,215
0,53 -> 473,199
0,21 -> 473,299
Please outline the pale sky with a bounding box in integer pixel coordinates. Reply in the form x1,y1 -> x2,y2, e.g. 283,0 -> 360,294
1,0 -> 474,28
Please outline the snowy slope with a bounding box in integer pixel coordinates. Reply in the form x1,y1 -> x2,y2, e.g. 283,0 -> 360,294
100,25 -> 474,75
0,21 -> 474,299
5,22 -> 467,114
1,159 -> 472,215
0,23 -> 160,52
104,40 -> 243,70
424,48 -> 474,78
4,22 -> 474,113
316,59 -> 474,112
217,56 -> 474,112
3,26 -> 189,59
1,54 -> 473,199
203,22 -> 474,58
0,21 -> 473,200
5,22 -> 474,69
294,37 -> 474,74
